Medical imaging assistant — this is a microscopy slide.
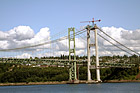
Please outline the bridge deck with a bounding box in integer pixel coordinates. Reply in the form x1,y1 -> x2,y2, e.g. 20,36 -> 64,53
0,58 -> 136,68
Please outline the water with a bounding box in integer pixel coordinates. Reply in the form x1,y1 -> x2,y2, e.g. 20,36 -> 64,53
0,83 -> 140,93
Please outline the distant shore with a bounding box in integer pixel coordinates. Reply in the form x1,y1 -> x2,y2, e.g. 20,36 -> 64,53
0,81 -> 67,86
0,80 -> 140,86
103,80 -> 140,83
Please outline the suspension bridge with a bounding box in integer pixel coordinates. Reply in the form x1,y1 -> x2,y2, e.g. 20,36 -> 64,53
0,18 -> 139,83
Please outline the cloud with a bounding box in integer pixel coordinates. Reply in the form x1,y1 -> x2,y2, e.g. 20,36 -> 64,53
16,53 -> 32,58
0,25 -> 140,58
7,26 -> 35,41
0,41 -> 8,49
34,27 -> 50,41
75,38 -> 86,49
98,26 -> 140,56
0,31 -> 8,40
99,27 -> 124,45
0,26 -> 53,58
121,29 -> 140,40
0,26 -> 51,51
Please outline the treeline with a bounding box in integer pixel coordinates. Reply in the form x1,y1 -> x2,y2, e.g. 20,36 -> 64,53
40,54 -> 139,59
0,63 -> 68,83
39,54 -> 140,64
79,65 -> 139,81
0,63 -> 139,83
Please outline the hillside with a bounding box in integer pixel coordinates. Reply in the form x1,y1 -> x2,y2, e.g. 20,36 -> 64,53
0,63 -> 139,83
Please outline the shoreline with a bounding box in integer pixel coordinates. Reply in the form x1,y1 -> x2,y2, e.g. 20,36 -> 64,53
103,80 -> 140,83
0,81 -> 67,86
0,80 -> 140,86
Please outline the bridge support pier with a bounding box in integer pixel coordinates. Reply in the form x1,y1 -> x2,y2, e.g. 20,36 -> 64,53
87,25 -> 92,81
94,25 -> 101,82
68,27 -> 79,83
87,24 -> 101,82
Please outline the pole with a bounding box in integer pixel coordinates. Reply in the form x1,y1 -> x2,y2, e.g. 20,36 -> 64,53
94,25 -> 101,82
87,25 -> 91,81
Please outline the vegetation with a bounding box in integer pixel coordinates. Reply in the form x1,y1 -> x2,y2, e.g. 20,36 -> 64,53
40,54 -> 140,64
0,63 -> 69,83
78,66 -> 139,81
0,54 -> 139,83
0,63 -> 139,83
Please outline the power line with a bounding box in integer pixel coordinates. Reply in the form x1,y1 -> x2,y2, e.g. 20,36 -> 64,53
97,27 -> 140,56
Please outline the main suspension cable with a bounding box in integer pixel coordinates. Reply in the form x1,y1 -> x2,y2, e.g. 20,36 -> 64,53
97,27 -> 140,56
0,29 -> 86,51
97,33 -> 133,55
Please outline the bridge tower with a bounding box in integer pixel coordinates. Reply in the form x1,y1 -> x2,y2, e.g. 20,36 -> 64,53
86,24 -> 101,82
68,27 -> 78,83
86,25 -> 92,81
81,18 -> 101,82
91,24 -> 101,82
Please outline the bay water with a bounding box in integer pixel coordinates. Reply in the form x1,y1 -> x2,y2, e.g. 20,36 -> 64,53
0,83 -> 140,93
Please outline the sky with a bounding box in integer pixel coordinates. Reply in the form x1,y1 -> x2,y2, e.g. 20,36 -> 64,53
0,0 -> 140,57
0,0 -> 140,33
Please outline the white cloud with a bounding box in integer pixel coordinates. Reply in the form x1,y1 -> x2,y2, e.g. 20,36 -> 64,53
0,31 -> 8,40
34,27 -> 50,40
75,38 -> 86,49
16,53 -> 32,59
0,26 -> 51,50
98,27 -> 140,56
55,39 -> 68,51
121,29 -> 140,40
0,25 -> 140,58
76,50 -> 85,55
7,26 -> 35,41
0,41 -> 8,49
53,51 -> 69,56
100,27 -> 124,45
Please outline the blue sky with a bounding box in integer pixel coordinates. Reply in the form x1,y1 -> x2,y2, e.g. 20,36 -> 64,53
0,0 -> 140,57
0,0 -> 140,35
